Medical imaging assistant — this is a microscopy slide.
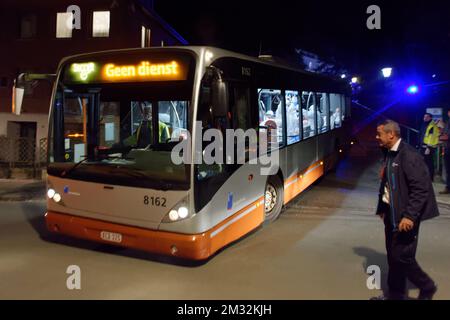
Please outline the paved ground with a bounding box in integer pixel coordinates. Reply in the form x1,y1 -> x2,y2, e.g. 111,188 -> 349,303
0,154 -> 449,299
0,179 -> 45,201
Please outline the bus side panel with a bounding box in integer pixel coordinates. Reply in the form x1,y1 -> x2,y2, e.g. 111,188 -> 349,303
283,138 -> 318,203
317,131 -> 335,161
159,162 -> 267,235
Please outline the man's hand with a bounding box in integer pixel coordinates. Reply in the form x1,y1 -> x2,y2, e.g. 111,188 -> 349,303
378,213 -> 384,220
399,217 -> 414,232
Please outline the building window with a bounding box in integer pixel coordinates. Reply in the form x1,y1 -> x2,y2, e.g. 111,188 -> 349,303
330,93 -> 342,129
56,12 -> 73,38
92,11 -> 110,37
301,91 -> 316,138
20,14 -> 37,38
258,89 -> 285,147
141,26 -> 151,47
285,90 -> 301,144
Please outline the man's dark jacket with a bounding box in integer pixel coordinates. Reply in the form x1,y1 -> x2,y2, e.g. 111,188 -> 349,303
376,140 -> 440,229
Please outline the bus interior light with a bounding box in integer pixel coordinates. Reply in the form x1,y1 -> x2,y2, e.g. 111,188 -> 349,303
205,51 -> 214,63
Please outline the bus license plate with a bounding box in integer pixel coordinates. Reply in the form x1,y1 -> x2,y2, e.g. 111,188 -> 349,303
100,231 -> 122,243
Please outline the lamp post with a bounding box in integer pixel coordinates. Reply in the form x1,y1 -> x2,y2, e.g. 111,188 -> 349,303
381,67 -> 393,78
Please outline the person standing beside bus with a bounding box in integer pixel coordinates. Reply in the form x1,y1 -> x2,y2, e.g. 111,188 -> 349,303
373,119 -> 439,300
419,113 -> 440,181
439,110 -> 450,194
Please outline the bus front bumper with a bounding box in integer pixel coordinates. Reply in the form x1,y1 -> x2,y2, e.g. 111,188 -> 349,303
45,211 -> 211,260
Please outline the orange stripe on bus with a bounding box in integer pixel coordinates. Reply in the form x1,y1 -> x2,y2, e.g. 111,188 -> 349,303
283,154 -> 336,204
45,196 -> 265,260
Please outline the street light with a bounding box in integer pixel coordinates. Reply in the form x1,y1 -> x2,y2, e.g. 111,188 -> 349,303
381,67 -> 393,78
351,77 -> 359,84
341,74 -> 347,79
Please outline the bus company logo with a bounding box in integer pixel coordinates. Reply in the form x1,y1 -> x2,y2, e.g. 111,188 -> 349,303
71,62 -> 96,81
171,121 -> 280,176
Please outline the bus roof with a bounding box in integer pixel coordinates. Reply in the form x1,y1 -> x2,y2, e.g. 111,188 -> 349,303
58,46 -> 349,89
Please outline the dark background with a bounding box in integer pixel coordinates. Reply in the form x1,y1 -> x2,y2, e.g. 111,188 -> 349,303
155,0 -> 450,130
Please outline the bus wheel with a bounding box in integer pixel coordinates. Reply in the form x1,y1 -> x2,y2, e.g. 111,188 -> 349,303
264,175 -> 283,223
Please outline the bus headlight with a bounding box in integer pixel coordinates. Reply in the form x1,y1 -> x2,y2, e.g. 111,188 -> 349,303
47,188 -> 56,199
178,207 -> 189,219
53,193 -> 62,203
162,197 -> 191,223
168,210 -> 179,221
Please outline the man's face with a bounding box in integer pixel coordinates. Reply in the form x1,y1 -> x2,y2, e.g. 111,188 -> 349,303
142,105 -> 152,121
424,114 -> 432,122
447,110 -> 450,118
376,125 -> 395,148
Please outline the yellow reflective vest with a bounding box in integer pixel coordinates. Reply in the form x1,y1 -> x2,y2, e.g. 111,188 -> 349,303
423,121 -> 440,147
124,121 -> 170,146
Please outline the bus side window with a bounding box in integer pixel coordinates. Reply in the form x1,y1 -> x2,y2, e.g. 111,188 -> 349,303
316,93 -> 329,134
285,90 -> 301,144
301,91 -> 316,138
258,88 -> 285,148
230,84 -> 252,130
329,93 -> 342,129
340,95 -> 346,122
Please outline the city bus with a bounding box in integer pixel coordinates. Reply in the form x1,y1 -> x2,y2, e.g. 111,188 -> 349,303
39,46 -> 351,260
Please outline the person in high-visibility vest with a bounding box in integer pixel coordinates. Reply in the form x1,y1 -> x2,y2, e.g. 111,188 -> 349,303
419,113 -> 440,181
124,103 -> 170,148
439,110 -> 450,194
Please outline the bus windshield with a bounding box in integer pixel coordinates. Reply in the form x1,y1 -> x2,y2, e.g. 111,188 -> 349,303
48,81 -> 192,190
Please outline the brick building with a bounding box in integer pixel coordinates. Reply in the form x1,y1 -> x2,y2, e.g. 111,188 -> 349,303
0,0 -> 187,166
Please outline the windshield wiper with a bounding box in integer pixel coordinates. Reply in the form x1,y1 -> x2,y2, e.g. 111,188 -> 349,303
59,147 -> 132,177
61,156 -> 89,177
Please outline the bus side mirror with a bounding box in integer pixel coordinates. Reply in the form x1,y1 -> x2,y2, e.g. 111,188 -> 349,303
211,78 -> 229,117
12,73 -> 56,115
12,74 -> 26,115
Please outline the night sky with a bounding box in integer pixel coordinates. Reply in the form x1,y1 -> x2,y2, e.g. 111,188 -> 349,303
155,0 -> 450,80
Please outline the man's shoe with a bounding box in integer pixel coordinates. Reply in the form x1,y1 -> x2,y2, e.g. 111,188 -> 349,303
418,285 -> 437,300
439,189 -> 450,195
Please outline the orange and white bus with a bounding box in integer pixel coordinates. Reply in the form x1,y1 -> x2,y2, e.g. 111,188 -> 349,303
38,46 -> 351,260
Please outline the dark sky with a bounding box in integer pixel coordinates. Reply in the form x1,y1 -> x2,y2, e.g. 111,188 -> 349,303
155,0 -> 450,79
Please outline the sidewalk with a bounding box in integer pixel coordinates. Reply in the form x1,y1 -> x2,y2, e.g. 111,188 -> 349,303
433,180 -> 450,208
0,179 -> 46,201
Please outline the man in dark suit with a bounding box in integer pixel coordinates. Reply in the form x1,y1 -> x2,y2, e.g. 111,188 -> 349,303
373,119 -> 439,300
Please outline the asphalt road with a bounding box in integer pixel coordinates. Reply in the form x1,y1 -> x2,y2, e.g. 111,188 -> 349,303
1,154 -> 449,299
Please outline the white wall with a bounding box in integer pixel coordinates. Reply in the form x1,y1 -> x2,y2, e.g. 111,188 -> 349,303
0,112 -> 49,160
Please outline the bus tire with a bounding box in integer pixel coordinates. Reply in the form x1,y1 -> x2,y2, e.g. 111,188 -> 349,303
264,175 -> 284,224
